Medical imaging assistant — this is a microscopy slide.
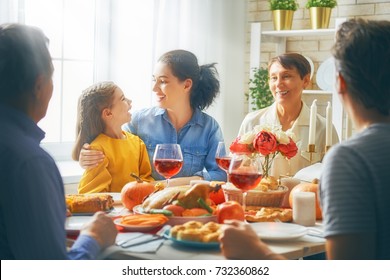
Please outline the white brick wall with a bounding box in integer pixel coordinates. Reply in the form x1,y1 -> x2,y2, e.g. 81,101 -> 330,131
244,0 -> 390,114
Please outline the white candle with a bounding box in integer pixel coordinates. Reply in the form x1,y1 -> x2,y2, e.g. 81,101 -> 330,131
325,101 -> 332,147
293,192 -> 316,226
308,99 -> 317,145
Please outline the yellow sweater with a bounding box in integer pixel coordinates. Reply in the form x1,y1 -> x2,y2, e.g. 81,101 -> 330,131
78,131 -> 154,193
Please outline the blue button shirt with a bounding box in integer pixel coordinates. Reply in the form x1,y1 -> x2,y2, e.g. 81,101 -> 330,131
124,107 -> 227,181
0,104 -> 100,259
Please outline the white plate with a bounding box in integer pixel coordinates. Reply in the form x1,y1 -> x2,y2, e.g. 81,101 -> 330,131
250,222 -> 307,241
303,55 -> 314,80
71,209 -> 113,216
113,217 -> 166,232
133,205 -> 217,226
316,57 -> 335,91
65,216 -> 93,234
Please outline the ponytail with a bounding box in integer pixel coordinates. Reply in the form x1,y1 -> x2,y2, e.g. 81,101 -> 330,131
191,63 -> 220,110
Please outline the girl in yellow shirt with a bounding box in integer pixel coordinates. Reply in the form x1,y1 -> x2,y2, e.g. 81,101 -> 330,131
72,82 -> 154,193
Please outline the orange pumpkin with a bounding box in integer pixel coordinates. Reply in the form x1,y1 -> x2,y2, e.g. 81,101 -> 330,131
289,179 -> 322,220
121,173 -> 155,211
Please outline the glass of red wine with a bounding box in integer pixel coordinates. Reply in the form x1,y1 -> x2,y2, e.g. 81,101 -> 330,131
215,141 -> 231,181
228,153 -> 262,212
153,144 -> 183,187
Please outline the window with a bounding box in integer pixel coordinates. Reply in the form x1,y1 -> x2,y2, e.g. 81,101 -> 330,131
23,0 -> 155,160
5,0 -> 247,163
23,0 -> 95,159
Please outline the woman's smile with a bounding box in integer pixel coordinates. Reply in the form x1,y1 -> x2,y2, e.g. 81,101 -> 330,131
276,90 -> 288,96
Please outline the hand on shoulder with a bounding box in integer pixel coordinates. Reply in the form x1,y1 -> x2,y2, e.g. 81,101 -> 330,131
79,143 -> 105,169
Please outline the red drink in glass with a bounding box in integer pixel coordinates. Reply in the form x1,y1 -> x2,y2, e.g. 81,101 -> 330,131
216,156 -> 231,171
229,172 -> 262,192
154,159 -> 183,178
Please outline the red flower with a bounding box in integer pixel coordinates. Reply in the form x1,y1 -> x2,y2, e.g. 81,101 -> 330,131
278,137 -> 298,159
229,137 -> 255,154
252,131 -> 278,156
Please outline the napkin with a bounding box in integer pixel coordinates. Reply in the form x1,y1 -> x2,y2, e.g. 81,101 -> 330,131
97,233 -> 165,259
294,163 -> 323,183
123,236 -> 165,253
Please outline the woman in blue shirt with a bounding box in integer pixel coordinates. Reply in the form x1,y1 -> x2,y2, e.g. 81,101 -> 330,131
80,50 -> 226,183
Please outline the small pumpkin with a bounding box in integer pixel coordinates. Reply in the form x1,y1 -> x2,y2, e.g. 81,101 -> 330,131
121,173 -> 155,211
289,178 -> 322,220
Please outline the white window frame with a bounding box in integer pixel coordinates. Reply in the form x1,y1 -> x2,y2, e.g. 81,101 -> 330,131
37,0 -> 111,161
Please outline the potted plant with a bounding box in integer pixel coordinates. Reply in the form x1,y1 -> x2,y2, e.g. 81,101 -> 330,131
246,67 -> 274,111
269,0 -> 299,31
306,0 -> 338,29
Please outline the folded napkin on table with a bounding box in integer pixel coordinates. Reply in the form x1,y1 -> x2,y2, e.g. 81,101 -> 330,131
294,163 -> 323,183
122,236 -> 165,253
98,232 -> 166,259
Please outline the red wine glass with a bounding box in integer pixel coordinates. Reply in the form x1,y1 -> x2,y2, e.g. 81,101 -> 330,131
153,144 -> 183,187
228,153 -> 262,212
215,141 -> 231,181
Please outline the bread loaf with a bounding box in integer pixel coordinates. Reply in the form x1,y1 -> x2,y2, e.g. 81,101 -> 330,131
66,194 -> 114,213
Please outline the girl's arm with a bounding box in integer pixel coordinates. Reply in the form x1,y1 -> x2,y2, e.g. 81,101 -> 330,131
78,156 -> 112,193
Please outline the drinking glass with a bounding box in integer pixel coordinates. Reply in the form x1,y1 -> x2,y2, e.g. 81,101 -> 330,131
228,153 -> 262,211
215,141 -> 231,181
153,144 -> 183,187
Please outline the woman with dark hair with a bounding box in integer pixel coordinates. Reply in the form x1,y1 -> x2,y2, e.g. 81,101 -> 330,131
79,50 -> 226,183
238,53 -> 339,178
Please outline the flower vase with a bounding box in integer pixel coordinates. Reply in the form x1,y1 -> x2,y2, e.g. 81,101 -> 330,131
261,153 -> 276,180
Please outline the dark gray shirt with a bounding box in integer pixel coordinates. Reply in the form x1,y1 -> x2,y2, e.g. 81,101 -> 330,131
320,123 -> 390,259
0,104 -> 99,259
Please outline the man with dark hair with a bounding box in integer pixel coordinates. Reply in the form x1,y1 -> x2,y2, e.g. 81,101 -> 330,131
0,23 -> 117,259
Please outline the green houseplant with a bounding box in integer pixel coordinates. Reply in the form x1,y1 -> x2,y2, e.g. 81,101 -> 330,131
306,0 -> 338,29
269,0 -> 299,30
246,68 -> 274,111
269,0 -> 299,11
305,0 -> 337,8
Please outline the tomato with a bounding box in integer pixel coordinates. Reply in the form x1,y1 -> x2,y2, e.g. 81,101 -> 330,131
209,184 -> 226,205
162,204 -> 185,216
216,201 -> 245,223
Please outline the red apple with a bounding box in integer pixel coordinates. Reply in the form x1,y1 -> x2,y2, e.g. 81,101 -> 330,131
216,201 -> 245,224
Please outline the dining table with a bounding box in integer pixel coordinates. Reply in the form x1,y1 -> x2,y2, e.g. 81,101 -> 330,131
65,193 -> 326,260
